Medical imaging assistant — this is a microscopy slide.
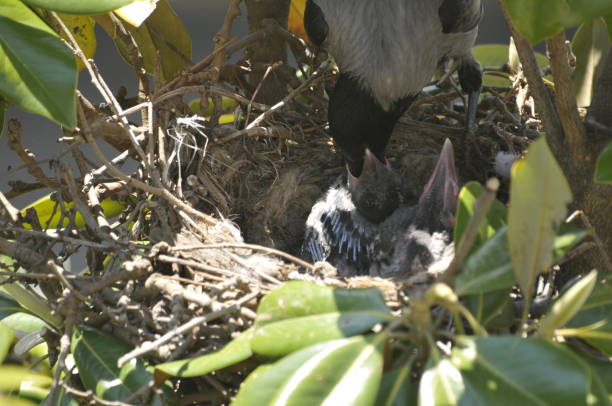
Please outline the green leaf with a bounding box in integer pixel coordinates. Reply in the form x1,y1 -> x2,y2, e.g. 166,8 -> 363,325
456,227 -> 516,295
71,325 -> 157,403
1,313 -> 46,334
508,137 -> 572,300
419,353 -> 464,406
97,0 -> 191,82
154,329 -> 253,383
0,0 -> 76,128
0,366 -> 51,391
566,273 -> 612,356
464,289 -> 514,329
595,142 -> 612,184
0,292 -> 25,320
454,182 -> 507,251
252,281 -> 391,357
232,335 -> 384,406
451,336 -> 591,405
0,322 -> 15,364
539,270 -> 598,338
375,364 -> 416,406
21,0 -> 134,14
505,0 -> 612,43
572,19 -> 611,108
587,358 -> 612,396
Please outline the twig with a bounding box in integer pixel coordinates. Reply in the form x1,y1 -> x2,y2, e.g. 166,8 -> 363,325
246,61 -> 331,129
172,243 -> 315,271
117,289 -> 259,367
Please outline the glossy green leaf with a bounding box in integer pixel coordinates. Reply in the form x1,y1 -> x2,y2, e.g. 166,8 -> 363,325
154,329 -> 253,383
589,369 -> 612,406
252,281 -> 391,357
572,18 -> 611,108
21,0 -> 134,14
0,0 -> 76,128
0,394 -> 37,406
232,335 -> 384,406
0,292 -> 24,320
419,354 -> 463,406
464,289 -> 514,329
0,366 -> 51,391
539,270 -> 598,338
508,137 -> 572,300
375,364 -> 416,406
587,358 -> 612,396
456,227 -> 516,295
566,273 -> 612,356
450,336 -> 590,405
1,313 -> 46,334
505,0 -> 612,43
595,142 -> 612,184
0,322 -> 15,364
454,182 -> 507,251
553,228 -> 588,258
71,325 -> 157,404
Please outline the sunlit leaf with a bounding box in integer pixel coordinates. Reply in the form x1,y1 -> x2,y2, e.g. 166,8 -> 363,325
21,193 -> 126,229
21,0 -> 135,14
0,0 -> 76,128
114,0 -> 157,27
508,137 -> 572,300
565,273 -> 612,356
0,292 -> 25,320
232,335 -> 384,406
419,354 -> 463,406
454,182 -> 507,251
251,281 -> 391,357
0,322 -> 15,364
538,270 -> 598,339
450,336 -> 591,405
0,366 -> 51,391
288,0 -> 308,41
154,329 -> 253,385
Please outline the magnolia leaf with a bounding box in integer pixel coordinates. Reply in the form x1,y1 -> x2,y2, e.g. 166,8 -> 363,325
56,13 -> 97,72
0,323 -> 15,364
71,326 -> 158,404
450,337 -> 590,405
0,0 -> 76,128
21,0 -> 134,14
154,329 -> 253,385
419,354 -> 463,406
252,281 -> 391,357
508,137 -> 572,300
375,364 -> 416,406
232,335 -> 384,406
114,0 -> 157,27
572,18 -> 611,107
538,270 -> 598,339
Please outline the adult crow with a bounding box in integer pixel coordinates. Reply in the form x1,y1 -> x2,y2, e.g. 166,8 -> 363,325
304,0 -> 483,177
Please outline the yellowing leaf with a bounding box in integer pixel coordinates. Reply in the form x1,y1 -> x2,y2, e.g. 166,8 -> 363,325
21,193 -> 126,229
114,0 -> 157,27
57,13 -> 96,71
